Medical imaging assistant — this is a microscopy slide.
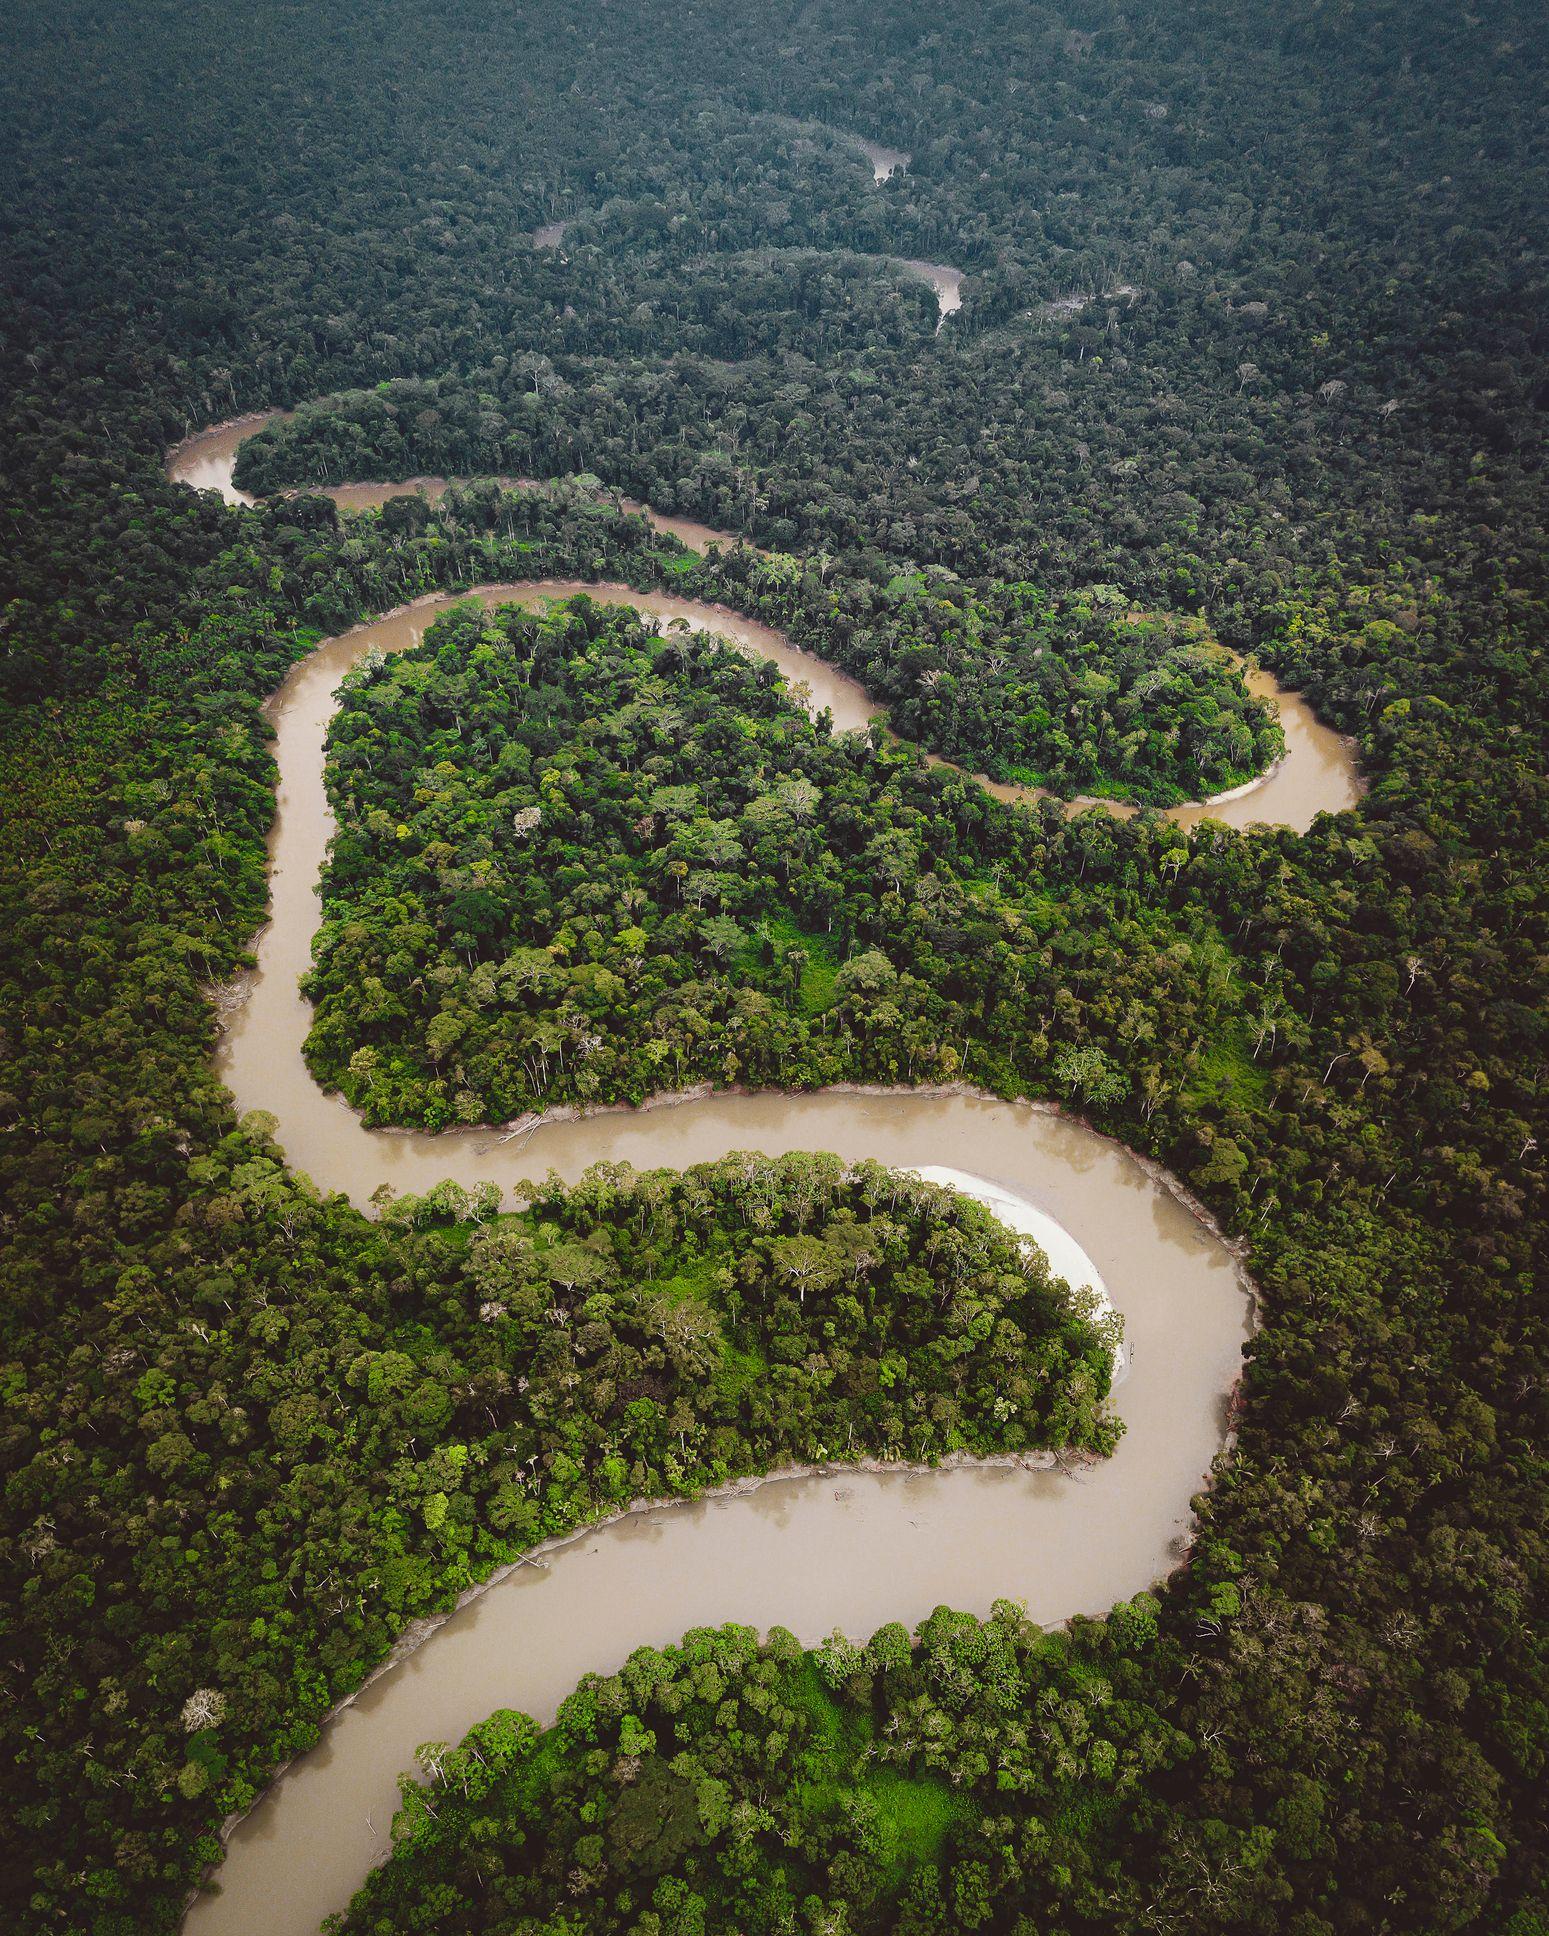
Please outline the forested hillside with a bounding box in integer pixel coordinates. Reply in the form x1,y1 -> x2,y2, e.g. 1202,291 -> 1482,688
0,3 -> 1544,1935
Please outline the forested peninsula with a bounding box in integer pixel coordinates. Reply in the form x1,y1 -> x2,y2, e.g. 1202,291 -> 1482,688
308,597 -> 1255,1129
0,4 -> 1544,1936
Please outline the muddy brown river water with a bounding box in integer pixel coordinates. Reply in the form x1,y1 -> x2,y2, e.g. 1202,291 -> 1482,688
168,417 -> 1361,832
900,256 -> 964,328
853,134 -> 910,182
163,424 -> 1313,1935
183,1119 -> 1245,1936
168,416 -> 746,553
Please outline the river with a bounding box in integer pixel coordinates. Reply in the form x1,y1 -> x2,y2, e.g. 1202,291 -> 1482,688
833,133 -> 962,324
168,416 -> 742,553
853,134 -> 910,182
184,1078 -> 1245,1936
168,420 -> 1361,832
165,471 -> 1259,1934
900,257 -> 964,329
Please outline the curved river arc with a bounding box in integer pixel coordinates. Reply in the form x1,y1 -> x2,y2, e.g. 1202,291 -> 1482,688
169,417 -> 1361,833
168,436 -> 1261,1936
900,256 -> 964,329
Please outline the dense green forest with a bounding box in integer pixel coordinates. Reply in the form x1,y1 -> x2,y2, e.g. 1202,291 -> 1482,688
309,596 -> 1255,1128
333,1607 -> 1186,1936
0,2 -> 1545,1934
242,410 -> 1284,804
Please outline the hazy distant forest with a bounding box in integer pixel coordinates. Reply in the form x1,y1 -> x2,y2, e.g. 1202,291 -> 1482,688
1,2 -> 1545,1934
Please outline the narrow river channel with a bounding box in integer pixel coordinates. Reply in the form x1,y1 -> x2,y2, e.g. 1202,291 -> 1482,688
168,418 -> 1361,831
900,257 -> 964,328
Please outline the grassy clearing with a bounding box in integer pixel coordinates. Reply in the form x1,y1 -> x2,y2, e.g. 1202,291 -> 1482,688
738,910 -> 842,1016
862,1770 -> 972,1886
637,1257 -> 768,1401
784,1666 -> 969,1886
1183,1030 -> 1271,1109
